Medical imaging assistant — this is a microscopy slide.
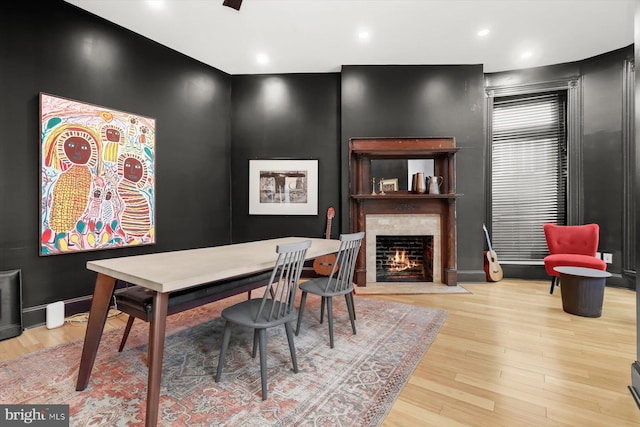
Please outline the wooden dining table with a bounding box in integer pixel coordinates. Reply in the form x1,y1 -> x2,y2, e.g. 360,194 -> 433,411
75,236 -> 341,427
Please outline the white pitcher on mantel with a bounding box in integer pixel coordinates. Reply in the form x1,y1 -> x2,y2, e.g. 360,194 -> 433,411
427,176 -> 443,194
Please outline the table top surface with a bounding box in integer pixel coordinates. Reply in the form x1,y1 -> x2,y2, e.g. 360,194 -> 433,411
86,237 -> 341,293
553,266 -> 612,278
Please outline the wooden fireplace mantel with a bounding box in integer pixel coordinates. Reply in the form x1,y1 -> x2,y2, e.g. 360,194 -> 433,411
349,137 -> 459,286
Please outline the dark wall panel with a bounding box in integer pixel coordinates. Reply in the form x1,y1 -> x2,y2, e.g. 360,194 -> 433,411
230,73 -> 341,242
581,48 -> 631,274
341,65 -> 487,279
0,1 -> 232,325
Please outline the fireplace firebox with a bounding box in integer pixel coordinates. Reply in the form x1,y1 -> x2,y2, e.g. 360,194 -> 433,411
376,235 -> 433,282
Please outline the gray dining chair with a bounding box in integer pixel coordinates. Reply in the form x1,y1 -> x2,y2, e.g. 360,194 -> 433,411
295,231 -> 364,348
215,239 -> 311,401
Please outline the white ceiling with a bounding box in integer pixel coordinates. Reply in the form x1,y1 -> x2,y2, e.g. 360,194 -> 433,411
65,0 -> 635,75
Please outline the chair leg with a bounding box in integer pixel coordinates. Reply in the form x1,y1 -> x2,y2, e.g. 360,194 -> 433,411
327,297 -> 334,349
320,296 -> 326,324
252,329 -> 259,358
258,328 -> 268,401
345,294 -> 356,335
118,315 -> 135,352
284,322 -> 298,373
350,291 -> 356,320
295,291 -> 308,336
549,276 -> 557,294
215,322 -> 232,382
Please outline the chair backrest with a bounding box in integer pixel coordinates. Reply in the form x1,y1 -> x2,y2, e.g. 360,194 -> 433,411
543,223 -> 600,256
323,231 -> 365,293
256,239 -> 311,322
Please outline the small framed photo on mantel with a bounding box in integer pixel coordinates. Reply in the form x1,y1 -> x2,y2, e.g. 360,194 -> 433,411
380,178 -> 399,192
249,159 -> 318,215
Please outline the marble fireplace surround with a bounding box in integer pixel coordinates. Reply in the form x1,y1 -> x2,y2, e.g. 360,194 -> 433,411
366,214 -> 441,285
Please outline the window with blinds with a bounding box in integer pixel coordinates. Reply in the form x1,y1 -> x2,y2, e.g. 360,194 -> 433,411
491,92 -> 567,263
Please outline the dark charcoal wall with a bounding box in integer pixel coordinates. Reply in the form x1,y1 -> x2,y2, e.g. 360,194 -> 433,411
229,73 -> 341,242
340,65 -> 487,280
0,2 -> 232,326
582,48 -> 630,277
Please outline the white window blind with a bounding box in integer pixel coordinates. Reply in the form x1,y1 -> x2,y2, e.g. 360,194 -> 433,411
491,92 -> 567,263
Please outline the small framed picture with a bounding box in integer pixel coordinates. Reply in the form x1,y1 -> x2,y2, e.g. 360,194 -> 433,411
249,159 -> 318,215
381,178 -> 399,192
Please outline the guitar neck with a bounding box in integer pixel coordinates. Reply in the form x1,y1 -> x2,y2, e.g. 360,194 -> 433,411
483,226 -> 494,253
325,219 -> 332,240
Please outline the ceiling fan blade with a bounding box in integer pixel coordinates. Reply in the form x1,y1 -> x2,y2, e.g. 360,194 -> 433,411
223,0 -> 243,10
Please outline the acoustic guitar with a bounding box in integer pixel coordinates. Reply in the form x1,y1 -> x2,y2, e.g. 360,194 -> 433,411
313,207 -> 337,276
483,223 -> 503,282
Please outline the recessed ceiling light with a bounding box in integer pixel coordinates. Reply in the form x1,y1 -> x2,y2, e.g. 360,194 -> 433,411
256,53 -> 269,65
520,51 -> 533,59
357,30 -> 371,41
145,0 -> 165,11
477,28 -> 490,37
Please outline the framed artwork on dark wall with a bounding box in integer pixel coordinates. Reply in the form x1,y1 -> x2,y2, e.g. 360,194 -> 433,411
39,93 -> 156,255
249,159 -> 318,215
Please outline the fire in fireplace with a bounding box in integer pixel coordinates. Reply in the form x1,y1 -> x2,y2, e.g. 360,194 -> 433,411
376,235 -> 434,282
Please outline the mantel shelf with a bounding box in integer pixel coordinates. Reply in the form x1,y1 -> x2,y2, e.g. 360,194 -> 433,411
351,192 -> 461,200
351,148 -> 460,158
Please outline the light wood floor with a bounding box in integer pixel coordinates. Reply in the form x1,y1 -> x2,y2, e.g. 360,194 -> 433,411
376,280 -> 640,427
1,279 -> 639,426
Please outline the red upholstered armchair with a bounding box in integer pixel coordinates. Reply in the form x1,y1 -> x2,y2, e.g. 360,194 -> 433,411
543,223 -> 607,294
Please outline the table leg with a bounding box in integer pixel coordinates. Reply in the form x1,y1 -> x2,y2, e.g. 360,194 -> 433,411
145,291 -> 169,427
76,273 -> 116,391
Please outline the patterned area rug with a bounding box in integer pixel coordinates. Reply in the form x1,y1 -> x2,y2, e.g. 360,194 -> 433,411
0,293 -> 446,426
355,282 -> 470,295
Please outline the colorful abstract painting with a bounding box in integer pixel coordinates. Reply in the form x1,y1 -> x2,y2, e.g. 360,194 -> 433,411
39,93 -> 156,255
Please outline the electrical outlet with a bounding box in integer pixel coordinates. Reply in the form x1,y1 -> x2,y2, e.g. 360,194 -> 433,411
603,253 -> 613,264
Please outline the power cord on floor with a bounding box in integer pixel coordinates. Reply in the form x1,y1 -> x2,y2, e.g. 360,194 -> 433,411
64,309 -> 124,325
64,296 -> 125,325
64,308 -> 123,323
